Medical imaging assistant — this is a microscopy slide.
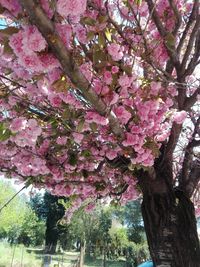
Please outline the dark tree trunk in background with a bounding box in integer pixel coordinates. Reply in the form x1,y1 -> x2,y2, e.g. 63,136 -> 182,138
139,160 -> 200,267
45,221 -> 59,254
44,193 -> 65,254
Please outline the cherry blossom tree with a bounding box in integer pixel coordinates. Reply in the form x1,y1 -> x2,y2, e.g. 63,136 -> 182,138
0,0 -> 199,265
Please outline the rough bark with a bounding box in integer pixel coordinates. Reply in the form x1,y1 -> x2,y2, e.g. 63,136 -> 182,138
141,183 -> 200,266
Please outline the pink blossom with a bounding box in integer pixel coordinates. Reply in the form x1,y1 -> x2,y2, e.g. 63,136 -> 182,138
9,31 -> 24,54
80,62 -> 93,82
86,111 -> 108,126
22,26 -> 47,54
104,71 -> 112,85
114,106 -> 132,124
73,132 -> 84,144
101,86 -> 110,96
40,0 -> 54,18
18,53 -> 43,72
111,66 -> 119,74
40,53 -> 60,72
173,111 -> 187,124
0,0 -> 21,16
106,150 -> 118,160
56,136 -> 67,145
122,133 -> 137,147
57,0 -> 87,18
48,93 -> 62,107
10,117 -> 26,132
85,202 -> 96,212
107,43 -> 123,61
150,81 -> 161,96
74,25 -> 87,44
56,23 -> 72,49
118,74 -> 133,89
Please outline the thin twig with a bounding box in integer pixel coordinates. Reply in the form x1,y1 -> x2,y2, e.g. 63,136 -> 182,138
0,185 -> 27,213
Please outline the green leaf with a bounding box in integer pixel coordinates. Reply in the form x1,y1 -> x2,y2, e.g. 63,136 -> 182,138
144,138 -> 160,157
76,119 -> 85,132
87,31 -> 95,41
98,15 -> 108,24
90,122 -> 97,132
81,150 -> 91,158
98,33 -> 106,48
68,152 -> 78,166
0,123 -> 12,142
81,17 -> 96,26
105,28 -> 112,42
165,33 -> 175,50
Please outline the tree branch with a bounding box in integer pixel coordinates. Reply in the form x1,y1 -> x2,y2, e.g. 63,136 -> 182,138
145,0 -> 180,70
183,86 -> 200,111
185,162 -> 200,198
180,16 -> 200,75
176,0 -> 199,55
19,0 -> 124,138
0,185 -> 27,213
168,0 -> 182,35
179,117 -> 200,196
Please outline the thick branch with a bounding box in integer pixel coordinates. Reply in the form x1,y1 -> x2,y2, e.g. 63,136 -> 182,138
184,86 -> 200,111
168,0 -> 182,35
19,0 -> 124,138
165,123 -> 182,158
177,0 -> 199,55
179,117 -> 200,196
145,0 -> 180,70
180,16 -> 200,75
184,29 -> 200,77
185,163 -> 200,198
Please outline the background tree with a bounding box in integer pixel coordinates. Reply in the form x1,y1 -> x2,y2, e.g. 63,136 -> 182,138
30,192 -> 66,254
0,0 -> 199,266
0,180 -> 45,246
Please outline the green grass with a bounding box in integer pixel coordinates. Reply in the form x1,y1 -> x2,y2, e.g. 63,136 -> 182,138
84,256 -> 125,267
0,242 -> 126,267
0,242 -> 41,267
0,242 -> 79,267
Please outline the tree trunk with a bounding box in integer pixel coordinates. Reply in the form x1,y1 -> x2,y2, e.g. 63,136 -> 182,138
79,240 -> 86,267
142,189 -> 200,266
45,223 -> 59,254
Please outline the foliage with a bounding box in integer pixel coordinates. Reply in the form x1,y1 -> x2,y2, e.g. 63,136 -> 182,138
17,208 -> 45,246
0,180 -> 27,240
0,180 -> 45,246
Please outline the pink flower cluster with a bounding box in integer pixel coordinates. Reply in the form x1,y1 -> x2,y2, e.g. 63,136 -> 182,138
12,150 -> 49,177
10,118 -> 42,148
9,26 -> 59,73
0,0 -> 21,16
86,111 -> 108,126
107,43 -> 124,61
57,0 -> 87,19
173,110 -> 187,124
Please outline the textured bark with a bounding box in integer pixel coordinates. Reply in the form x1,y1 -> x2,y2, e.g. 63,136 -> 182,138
142,188 -> 200,267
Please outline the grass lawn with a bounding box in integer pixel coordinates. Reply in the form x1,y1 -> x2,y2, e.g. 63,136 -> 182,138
84,256 -> 126,267
0,242 -> 126,267
0,242 -> 79,267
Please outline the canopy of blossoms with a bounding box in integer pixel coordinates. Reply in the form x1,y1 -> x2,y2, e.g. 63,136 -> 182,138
0,0 -> 199,217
